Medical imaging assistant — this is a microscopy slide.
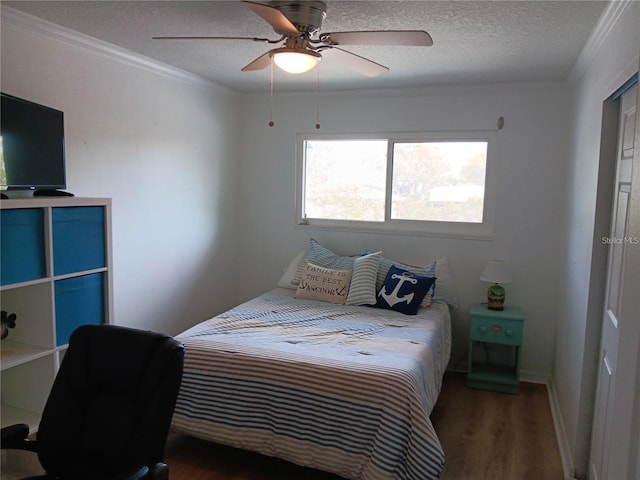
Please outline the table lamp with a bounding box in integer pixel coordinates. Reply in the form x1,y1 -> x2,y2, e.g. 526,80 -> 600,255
480,260 -> 512,310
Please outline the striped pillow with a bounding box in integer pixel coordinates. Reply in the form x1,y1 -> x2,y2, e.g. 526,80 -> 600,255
289,240 -> 358,290
345,251 -> 382,306
304,238 -> 357,269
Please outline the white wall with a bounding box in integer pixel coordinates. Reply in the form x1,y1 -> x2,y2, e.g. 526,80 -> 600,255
554,1 -> 639,477
237,82 -> 570,378
7,8 -> 637,475
1,9 -> 243,336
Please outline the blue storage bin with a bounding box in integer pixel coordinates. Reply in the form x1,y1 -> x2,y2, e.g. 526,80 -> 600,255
53,207 -> 105,276
55,273 -> 104,346
1,209 -> 46,285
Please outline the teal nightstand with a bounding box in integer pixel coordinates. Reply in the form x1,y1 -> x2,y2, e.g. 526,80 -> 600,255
467,304 -> 524,394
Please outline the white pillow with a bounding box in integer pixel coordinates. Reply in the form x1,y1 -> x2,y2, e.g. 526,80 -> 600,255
296,263 -> 352,304
277,250 -> 306,290
345,251 -> 381,306
433,256 -> 458,308
422,292 -> 433,308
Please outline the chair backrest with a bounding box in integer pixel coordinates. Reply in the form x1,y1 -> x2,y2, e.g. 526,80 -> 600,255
36,324 -> 184,477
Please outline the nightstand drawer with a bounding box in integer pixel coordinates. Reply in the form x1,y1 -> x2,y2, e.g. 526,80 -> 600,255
470,318 -> 522,345
468,304 -> 524,394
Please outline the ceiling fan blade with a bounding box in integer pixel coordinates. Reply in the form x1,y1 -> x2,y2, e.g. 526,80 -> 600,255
321,48 -> 389,77
241,51 -> 273,71
242,1 -> 299,36
322,30 -> 433,47
152,36 -> 273,42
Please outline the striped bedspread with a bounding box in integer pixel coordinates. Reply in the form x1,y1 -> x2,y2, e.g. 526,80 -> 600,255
172,288 -> 451,480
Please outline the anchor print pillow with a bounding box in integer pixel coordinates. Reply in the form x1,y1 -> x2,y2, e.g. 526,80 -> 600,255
375,265 -> 436,315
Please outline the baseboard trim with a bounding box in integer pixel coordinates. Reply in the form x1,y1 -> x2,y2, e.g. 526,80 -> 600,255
520,370 -> 549,384
547,377 -> 577,480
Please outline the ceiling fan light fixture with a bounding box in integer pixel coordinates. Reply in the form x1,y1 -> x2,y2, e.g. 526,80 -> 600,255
271,49 -> 321,74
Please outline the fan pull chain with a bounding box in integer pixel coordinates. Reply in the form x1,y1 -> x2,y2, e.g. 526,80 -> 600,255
269,56 -> 275,127
315,66 -> 321,130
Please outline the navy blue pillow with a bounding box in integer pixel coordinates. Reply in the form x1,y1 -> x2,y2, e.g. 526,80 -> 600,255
375,265 -> 436,315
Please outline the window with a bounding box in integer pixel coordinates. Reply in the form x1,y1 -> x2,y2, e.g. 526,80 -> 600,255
296,131 -> 497,238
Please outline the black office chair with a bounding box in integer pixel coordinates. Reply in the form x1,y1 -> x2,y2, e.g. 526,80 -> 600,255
1,324 -> 184,480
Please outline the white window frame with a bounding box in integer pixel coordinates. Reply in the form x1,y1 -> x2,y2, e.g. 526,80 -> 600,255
295,130 -> 499,239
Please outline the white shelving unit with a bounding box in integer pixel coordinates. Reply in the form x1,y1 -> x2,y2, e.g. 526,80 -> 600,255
0,197 -> 113,434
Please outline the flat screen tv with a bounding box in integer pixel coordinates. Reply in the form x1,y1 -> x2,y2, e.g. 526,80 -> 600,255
1,93 -> 66,192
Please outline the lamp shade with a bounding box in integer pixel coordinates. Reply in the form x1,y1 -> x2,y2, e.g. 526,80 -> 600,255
480,260 -> 512,284
272,49 -> 320,74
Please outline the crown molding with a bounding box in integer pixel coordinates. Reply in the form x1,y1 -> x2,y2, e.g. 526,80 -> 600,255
0,6 -> 218,89
568,0 -> 636,85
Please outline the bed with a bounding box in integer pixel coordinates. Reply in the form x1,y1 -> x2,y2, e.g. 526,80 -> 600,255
171,285 -> 452,480
172,240 -> 455,479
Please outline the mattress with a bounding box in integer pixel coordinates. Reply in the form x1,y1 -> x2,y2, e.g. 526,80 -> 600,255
172,287 -> 451,480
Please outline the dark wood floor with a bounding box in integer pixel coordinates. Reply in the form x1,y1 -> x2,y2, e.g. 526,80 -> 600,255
164,372 -> 564,480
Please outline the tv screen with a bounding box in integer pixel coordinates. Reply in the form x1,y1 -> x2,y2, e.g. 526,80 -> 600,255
1,93 -> 66,191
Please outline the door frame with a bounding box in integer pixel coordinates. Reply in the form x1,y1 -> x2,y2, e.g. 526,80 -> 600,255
587,74 -> 640,479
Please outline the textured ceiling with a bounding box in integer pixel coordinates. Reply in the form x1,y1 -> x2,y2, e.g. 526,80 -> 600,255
2,0 -> 608,93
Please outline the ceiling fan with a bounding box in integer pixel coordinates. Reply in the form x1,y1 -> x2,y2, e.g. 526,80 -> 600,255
153,0 -> 433,76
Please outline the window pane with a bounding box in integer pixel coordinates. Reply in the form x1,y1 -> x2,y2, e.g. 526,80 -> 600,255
391,142 -> 487,223
304,140 -> 387,221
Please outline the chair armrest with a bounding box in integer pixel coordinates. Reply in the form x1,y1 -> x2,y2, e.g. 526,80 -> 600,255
115,465 -> 150,480
82,465 -> 149,480
1,423 -> 38,452
109,463 -> 168,480
150,462 -> 169,480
